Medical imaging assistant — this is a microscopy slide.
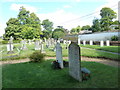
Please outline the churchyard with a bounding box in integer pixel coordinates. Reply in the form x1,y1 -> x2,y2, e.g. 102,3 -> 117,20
1,37 -> 120,88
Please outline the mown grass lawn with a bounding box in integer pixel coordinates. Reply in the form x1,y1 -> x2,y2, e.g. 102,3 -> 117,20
80,44 -> 119,53
2,60 -> 119,88
1,43 -> 120,61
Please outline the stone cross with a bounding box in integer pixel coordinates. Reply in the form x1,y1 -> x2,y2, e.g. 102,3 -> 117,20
56,42 -> 64,69
100,40 -> 104,47
106,40 -> 110,46
90,40 -> 93,45
68,42 -> 82,82
83,40 -> 86,45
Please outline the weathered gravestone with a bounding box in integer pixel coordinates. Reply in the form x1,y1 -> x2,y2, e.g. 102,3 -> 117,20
68,42 -> 82,82
63,35 -> 82,82
90,40 -> 93,45
100,40 -> 104,47
7,36 -> 14,54
35,40 -> 40,50
106,40 -> 110,46
56,42 -> 64,69
21,40 -> 28,50
41,42 -> 45,53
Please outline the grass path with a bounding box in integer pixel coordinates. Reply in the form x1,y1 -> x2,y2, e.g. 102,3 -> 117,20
1,56 -> 119,67
81,47 -> 120,55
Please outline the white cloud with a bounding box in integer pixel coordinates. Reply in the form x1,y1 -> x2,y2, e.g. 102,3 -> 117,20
38,9 -> 92,30
0,22 -> 6,36
63,5 -> 71,8
10,4 -> 38,13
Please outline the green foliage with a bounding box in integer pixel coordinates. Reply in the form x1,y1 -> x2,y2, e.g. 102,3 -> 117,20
42,19 -> 53,38
100,7 -> 117,31
70,25 -> 81,34
111,35 -> 118,41
91,18 -> 101,32
52,28 -> 65,39
29,51 -> 45,62
4,6 -> 41,40
81,25 -> 91,30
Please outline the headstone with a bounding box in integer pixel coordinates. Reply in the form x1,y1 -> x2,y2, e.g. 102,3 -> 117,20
83,40 -> 86,45
35,40 -> 40,50
28,39 -> 31,45
106,40 -> 110,46
90,40 -> 93,45
21,40 -> 28,50
41,42 -> 45,53
68,42 -> 82,82
78,38 -> 81,45
56,42 -> 63,69
7,36 -> 14,54
100,40 -> 104,47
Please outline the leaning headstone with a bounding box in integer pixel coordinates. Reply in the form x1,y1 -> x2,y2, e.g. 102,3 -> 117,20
106,40 -> 110,46
90,40 -> 93,45
56,43 -> 63,69
7,36 -> 14,54
68,42 -> 82,82
83,40 -> 86,45
100,40 -> 104,47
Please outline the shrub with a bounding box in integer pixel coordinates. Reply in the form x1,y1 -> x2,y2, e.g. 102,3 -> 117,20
29,51 -> 45,62
111,35 -> 118,41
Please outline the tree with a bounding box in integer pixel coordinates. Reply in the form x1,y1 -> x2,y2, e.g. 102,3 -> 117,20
4,6 -> 41,40
4,18 -> 21,40
100,7 -> 117,31
52,28 -> 65,40
42,19 -> 53,38
70,25 -> 81,34
91,18 -> 101,32
81,25 -> 91,30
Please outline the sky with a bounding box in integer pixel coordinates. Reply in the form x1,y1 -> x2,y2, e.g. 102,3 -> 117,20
0,0 -> 119,36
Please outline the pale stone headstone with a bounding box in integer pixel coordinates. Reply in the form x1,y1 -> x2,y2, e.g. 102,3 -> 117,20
21,40 -> 28,50
106,40 -> 110,46
28,40 -> 31,45
68,42 -> 82,82
100,40 -> 104,47
83,40 -> 86,45
7,44 -> 13,51
35,40 -> 40,50
78,38 -> 81,45
41,42 -> 45,53
7,36 -> 14,53
56,42 -> 63,68
90,40 -> 93,45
